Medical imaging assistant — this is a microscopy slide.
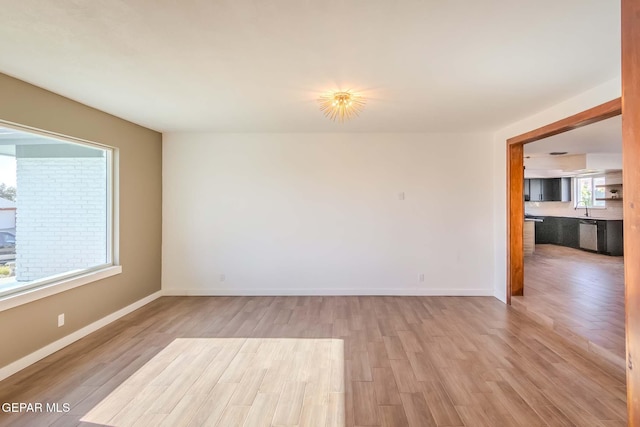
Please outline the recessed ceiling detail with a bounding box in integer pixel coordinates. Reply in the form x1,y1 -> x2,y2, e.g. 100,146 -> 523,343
317,90 -> 366,122
524,116 -> 622,156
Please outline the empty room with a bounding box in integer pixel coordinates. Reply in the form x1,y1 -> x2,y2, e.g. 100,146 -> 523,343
1,1 -> 639,426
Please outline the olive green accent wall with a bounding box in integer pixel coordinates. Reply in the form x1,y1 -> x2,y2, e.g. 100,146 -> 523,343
0,73 -> 162,368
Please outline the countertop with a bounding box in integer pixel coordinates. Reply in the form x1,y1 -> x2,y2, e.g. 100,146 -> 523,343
525,214 -> 623,221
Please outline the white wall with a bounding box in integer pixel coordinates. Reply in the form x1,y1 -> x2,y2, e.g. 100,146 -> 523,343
0,210 -> 15,229
0,198 -> 16,230
492,77 -> 621,302
163,133 -> 495,296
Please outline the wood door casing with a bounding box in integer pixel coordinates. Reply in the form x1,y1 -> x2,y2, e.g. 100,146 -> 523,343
506,143 -> 524,300
506,99 -> 621,305
622,0 -> 640,421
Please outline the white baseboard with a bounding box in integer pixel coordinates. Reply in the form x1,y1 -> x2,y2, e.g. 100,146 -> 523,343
0,290 -> 162,382
162,288 -> 493,296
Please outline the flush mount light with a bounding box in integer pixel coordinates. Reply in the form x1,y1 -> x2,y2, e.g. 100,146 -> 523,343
317,90 -> 366,122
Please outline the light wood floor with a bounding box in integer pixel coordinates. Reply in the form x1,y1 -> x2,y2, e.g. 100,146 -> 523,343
83,338 -> 344,426
517,244 -> 625,367
0,296 -> 627,426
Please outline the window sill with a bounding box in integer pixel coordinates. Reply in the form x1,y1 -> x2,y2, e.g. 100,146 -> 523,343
0,265 -> 122,313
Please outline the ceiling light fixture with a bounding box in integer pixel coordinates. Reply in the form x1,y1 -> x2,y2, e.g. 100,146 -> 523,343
317,90 -> 366,122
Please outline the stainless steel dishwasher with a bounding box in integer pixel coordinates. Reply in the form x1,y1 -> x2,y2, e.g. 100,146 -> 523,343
579,219 -> 598,251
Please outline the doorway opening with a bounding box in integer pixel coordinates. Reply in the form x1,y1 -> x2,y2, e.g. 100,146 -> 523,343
515,115 -> 625,366
506,98 -> 624,365
506,98 -> 621,302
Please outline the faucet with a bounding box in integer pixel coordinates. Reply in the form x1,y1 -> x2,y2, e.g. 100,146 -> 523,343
575,201 -> 590,217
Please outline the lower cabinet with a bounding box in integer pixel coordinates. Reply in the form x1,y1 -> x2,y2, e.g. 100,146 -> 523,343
597,220 -> 624,256
534,216 -> 556,244
533,216 -> 623,255
558,217 -> 580,249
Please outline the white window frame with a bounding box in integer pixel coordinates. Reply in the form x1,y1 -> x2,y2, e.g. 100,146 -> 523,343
0,119 -> 120,312
574,176 -> 606,210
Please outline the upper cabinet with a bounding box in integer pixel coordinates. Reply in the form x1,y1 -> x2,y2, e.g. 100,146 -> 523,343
525,178 -> 572,202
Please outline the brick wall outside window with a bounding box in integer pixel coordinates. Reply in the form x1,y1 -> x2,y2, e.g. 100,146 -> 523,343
15,157 -> 107,282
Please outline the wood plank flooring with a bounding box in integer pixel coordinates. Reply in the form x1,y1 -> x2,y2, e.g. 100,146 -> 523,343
0,295 -> 628,426
517,244 -> 625,367
81,338 -> 343,426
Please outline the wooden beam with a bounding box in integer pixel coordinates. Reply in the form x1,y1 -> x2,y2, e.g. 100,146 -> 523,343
623,0 -> 640,422
507,98 -> 621,146
507,144 -> 524,302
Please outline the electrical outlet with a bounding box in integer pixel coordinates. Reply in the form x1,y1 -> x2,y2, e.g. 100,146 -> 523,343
220,274 -> 226,282
399,192 -> 405,200
419,274 -> 425,282
57,313 -> 65,327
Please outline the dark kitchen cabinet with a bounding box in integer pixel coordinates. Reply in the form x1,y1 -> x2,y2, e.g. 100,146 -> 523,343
558,217 -> 580,249
527,179 -> 542,201
535,216 -> 559,244
533,216 -> 622,256
525,178 -> 571,202
542,179 -> 559,201
543,179 -> 563,201
534,216 -> 579,247
558,178 -> 572,202
596,220 -> 624,256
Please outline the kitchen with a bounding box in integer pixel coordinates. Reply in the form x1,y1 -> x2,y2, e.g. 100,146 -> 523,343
514,115 -> 625,369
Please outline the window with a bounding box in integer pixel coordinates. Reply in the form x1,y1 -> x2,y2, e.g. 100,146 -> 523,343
575,176 -> 606,208
0,125 -> 116,300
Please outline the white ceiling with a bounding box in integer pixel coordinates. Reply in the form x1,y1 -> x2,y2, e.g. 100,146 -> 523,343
524,115 -> 622,157
0,1 -> 620,133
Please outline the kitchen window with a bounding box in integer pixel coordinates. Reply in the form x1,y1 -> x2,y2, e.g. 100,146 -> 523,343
0,123 -> 119,307
575,176 -> 606,209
